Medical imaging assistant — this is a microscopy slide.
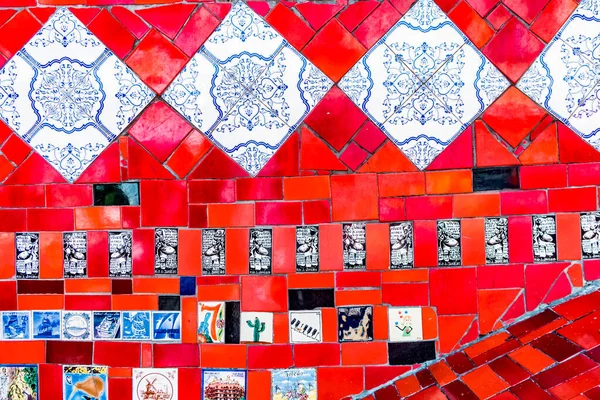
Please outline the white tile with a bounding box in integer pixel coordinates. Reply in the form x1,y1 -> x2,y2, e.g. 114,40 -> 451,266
197,302 -> 225,343
240,312 -> 273,343
132,368 -> 178,400
0,55 -> 40,136
289,310 -> 322,343
388,307 -> 423,342
567,81 -> 600,148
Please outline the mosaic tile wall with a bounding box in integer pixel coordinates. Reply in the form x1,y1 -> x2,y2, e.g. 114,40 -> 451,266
0,0 -> 600,398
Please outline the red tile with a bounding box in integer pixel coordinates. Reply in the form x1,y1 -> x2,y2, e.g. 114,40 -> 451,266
449,1 -> 494,48
519,123 -> 559,165
248,345 -> 293,369
568,162 -> 600,186
303,200 -> 331,224
154,344 -> 200,367
189,147 -> 249,179
414,220 -> 438,267
511,379 -> 556,400
548,187 -> 597,212
256,201 -> 302,225
534,353 -> 597,389
236,177 -> 283,201
559,123 -> 600,163
503,0 -> 549,23
520,164 -> 567,189
166,130 -> 213,178
189,180 -> 235,203
318,367 -> 364,400
0,185 -> 44,208
340,142 -> 369,171
478,265 -> 525,289
0,11 -> 41,58
135,4 -> 195,39
553,291 -> 600,321
501,190 -> 548,215
296,3 -> 343,30
475,121 -> 520,167
241,275 -> 287,312
87,9 -> 135,59
111,6 -> 149,39
27,208 -> 73,231
467,0 -> 499,16
530,0 -> 577,42
526,263 -> 570,311
174,6 -> 220,56
338,1 -> 380,31
431,268 -> 477,315
427,128 -> 474,170
558,311 -> 600,350
462,365 -> 509,399
299,127 -> 347,171
87,231 -> 109,278
508,216 -> 533,263
1,135 -> 30,165
406,196 -> 453,220
76,142 -> 121,183
331,174 -> 378,221
353,121 -> 387,153
549,366 -> 600,399
46,184 -> 92,207
265,4 -> 314,50
382,283 -> 429,306
487,4 -> 512,30
126,137 -> 174,180
140,180 -> 187,226
353,1 -> 401,49
93,342 -> 141,367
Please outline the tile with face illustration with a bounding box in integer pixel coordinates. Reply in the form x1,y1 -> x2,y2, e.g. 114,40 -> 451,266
155,228 -> 178,275
533,215 -> 557,262
343,223 -> 366,270
388,307 -> 423,342
437,220 -> 461,266
249,228 -> 272,275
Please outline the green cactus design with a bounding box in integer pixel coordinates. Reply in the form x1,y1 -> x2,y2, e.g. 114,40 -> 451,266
246,316 -> 266,342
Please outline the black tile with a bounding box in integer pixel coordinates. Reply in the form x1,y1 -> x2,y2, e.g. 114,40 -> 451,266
46,341 -> 93,365
473,167 -> 519,192
225,301 -> 240,344
388,341 -> 436,365
158,295 -> 180,311
93,183 -> 139,206
17,280 -> 64,294
288,289 -> 335,310
112,279 -> 132,295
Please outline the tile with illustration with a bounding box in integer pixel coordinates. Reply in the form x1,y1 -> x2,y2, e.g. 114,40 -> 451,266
390,222 -> 414,269
343,223 -> 366,270
133,368 -> 177,400
0,365 -> 37,399
249,228 -> 272,275
581,212 -> 600,259
152,312 -> 181,341
296,226 -> 319,273
63,366 -> 108,400
109,231 -> 132,277
15,232 -> 39,279
198,302 -> 225,344
1,311 -> 30,340
388,307 -> 423,342
289,310 -> 322,343
122,311 -> 152,341
338,306 -> 373,342
202,229 -> 225,276
437,220 -> 462,266
93,311 -> 122,340
63,232 -> 87,278
62,311 -> 92,341
202,369 -> 246,400
240,312 -> 273,344
272,368 -> 317,400
533,215 -> 557,262
32,311 -> 61,340
485,217 -> 509,265
155,229 -> 178,275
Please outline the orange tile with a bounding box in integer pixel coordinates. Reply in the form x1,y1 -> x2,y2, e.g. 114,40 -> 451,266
272,227 -> 297,274
336,289 -> 382,306
283,176 -> 331,200
201,344 -> 247,368
438,315 -> 475,354
18,294 -> 64,310
464,332 -> 510,359
373,305 -> 388,341
453,192 -> 501,217
208,203 -> 255,227
567,263 -> 584,287
181,297 -> 197,344
395,375 -> 421,397
557,213 -> 582,261
65,278 -> 111,293
178,229 -> 201,276
197,284 -> 240,302
226,229 -> 249,275
321,308 -> 338,343
288,273 -> 334,288
247,370 -> 271,400
366,223 -> 390,270
341,342 -> 387,365
0,341 -> 45,364
508,344 -> 555,374
112,294 -> 158,310
39,232 -> 63,279
378,172 -> 425,197
75,206 -> 121,230
422,307 -> 437,340
320,224 -> 343,271
273,312 -> 289,344
382,269 -> 429,283
461,218 -> 486,266
462,365 -> 509,399
133,277 -> 180,294
0,232 -> 14,279
108,368 -> 132,378
425,169 -> 472,194
428,361 -> 456,386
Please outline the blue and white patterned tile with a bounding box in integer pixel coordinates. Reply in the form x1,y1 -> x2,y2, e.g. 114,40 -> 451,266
164,1 -> 332,176
566,81 -> 600,146
0,7 -> 154,182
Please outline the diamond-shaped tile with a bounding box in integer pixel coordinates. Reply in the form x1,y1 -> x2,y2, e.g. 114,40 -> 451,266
339,0 -> 509,170
518,0 -> 600,150
163,1 -> 333,176
0,8 -> 154,182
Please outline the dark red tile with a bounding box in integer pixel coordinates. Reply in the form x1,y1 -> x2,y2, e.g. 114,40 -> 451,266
531,333 -> 584,362
489,356 -> 530,385
507,309 -> 560,338
442,380 -> 479,400
511,379 -> 555,400
46,341 -> 93,365
533,354 -> 597,389
446,352 -> 476,375
415,369 -> 436,388
17,280 -> 64,294
374,385 -> 401,400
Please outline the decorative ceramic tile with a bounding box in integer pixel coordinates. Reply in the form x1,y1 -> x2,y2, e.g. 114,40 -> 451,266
533,215 -> 558,262
338,306 -> 373,342
518,1 -> 600,150
63,366 -> 108,400
198,302 -> 225,343
202,229 -> 226,275
296,226 -> 319,273
0,365 -> 38,399
1,311 -> 31,340
272,368 -> 317,400
249,228 -> 272,275
581,212 -> 600,259
132,368 -> 177,400
0,8 -> 153,182
343,223 -> 367,269
388,307 -> 423,342
92,311 -> 122,340
339,0 -> 509,169
240,312 -> 273,343
163,1 -> 333,176
289,310 -> 322,343
62,311 -> 92,341
108,231 -> 132,277
485,217 -> 509,265
32,310 -> 61,339
122,311 -> 152,341
63,232 -> 87,278
152,311 -> 181,341
15,232 -> 39,279
202,369 -> 246,400
437,220 -> 462,266
390,222 -> 414,268
154,228 -> 178,275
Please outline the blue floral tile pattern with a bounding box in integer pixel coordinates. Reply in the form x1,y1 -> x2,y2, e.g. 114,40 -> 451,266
518,0 -> 600,149
339,0 -> 509,170
0,8 -> 154,182
163,1 -> 333,176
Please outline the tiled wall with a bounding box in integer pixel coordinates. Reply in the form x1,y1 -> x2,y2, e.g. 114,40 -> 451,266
0,0 -> 600,398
